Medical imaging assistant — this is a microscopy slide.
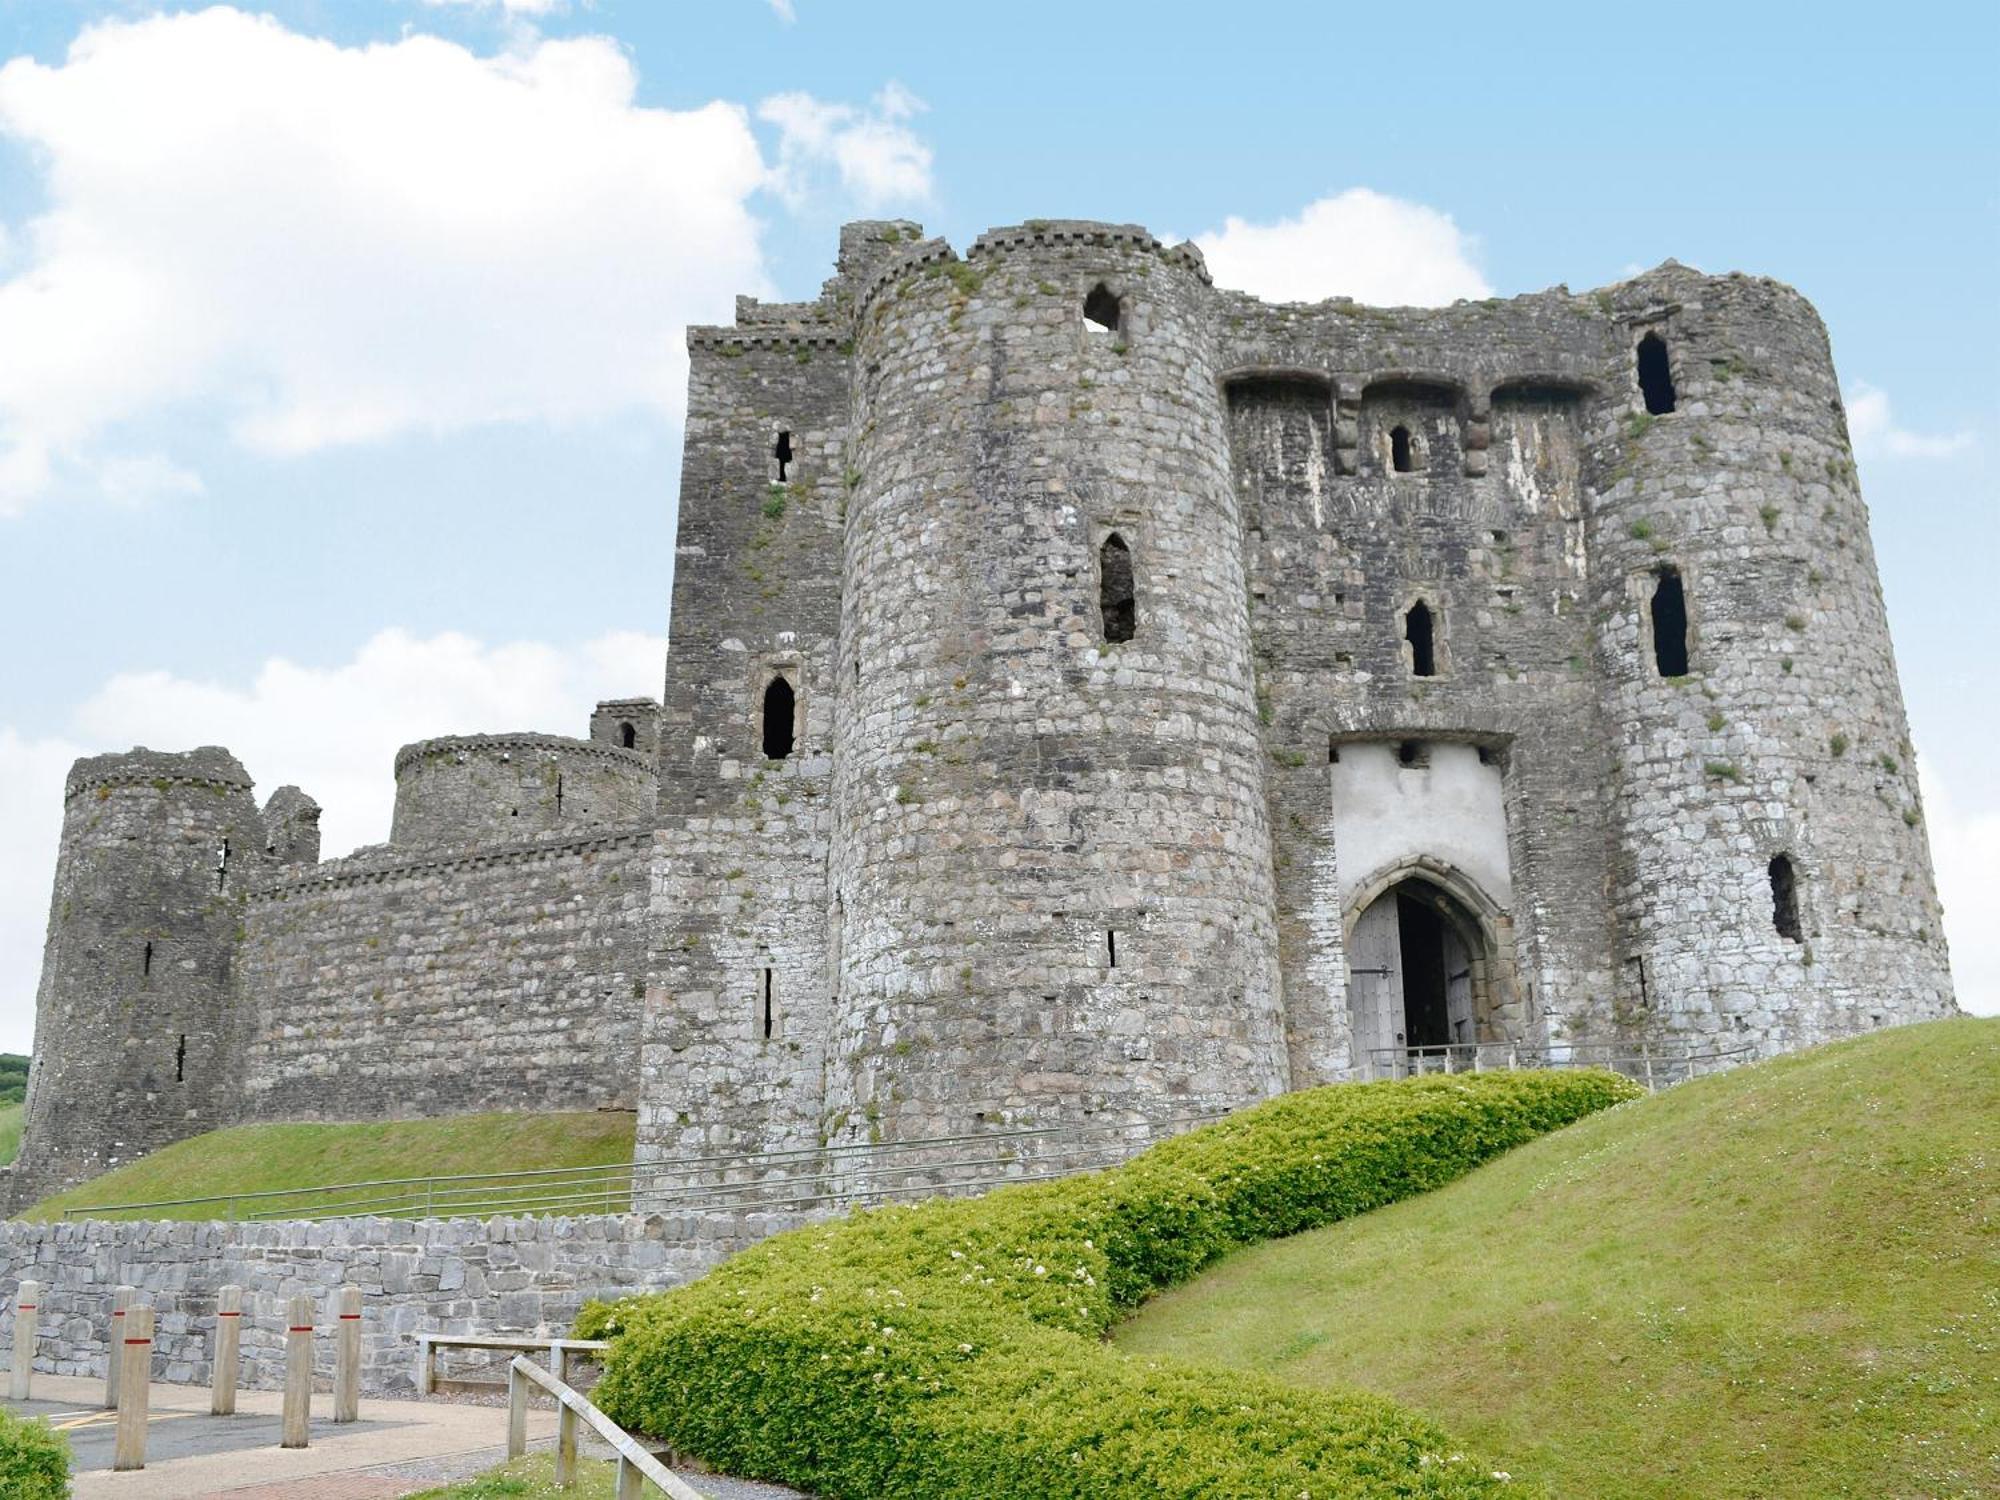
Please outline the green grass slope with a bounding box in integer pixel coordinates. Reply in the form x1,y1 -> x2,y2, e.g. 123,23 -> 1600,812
0,1103 -> 23,1168
26,1110 -> 636,1221
1116,1017 -> 1998,1499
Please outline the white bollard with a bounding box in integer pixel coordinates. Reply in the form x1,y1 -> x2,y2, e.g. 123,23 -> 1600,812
333,1284 -> 360,1424
281,1294 -> 313,1449
113,1303 -> 153,1472
10,1279 -> 40,1401
105,1285 -> 135,1409
212,1284 -> 242,1416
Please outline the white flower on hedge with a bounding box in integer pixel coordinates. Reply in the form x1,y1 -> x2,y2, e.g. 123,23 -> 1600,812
958,1342 -> 974,1354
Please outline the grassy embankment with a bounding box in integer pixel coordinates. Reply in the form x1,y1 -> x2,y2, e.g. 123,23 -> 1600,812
1116,1016 -> 1998,1499
26,1110 -> 636,1221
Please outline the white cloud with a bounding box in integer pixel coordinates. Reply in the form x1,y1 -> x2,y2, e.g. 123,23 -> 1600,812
0,728 -> 89,1051
1196,188 -> 1491,307
0,627 -> 664,1050
759,84 -> 932,210
767,0 -> 798,21
0,7 -> 772,513
1845,382 -> 1974,460
1921,764 -> 1999,1018
421,0 -> 570,15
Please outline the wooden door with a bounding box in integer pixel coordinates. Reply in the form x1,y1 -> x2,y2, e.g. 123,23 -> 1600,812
1443,922 -> 1476,1045
1348,895 -> 1405,1076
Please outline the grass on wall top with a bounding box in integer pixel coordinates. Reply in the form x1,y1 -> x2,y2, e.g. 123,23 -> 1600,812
24,1109 -> 636,1221
1116,1017 -> 1998,1500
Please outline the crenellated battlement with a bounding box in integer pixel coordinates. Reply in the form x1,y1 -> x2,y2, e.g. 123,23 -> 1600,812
14,218 -> 1954,1211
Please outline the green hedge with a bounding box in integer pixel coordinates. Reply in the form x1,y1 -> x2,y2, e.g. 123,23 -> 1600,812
0,1406 -> 69,1500
581,1071 -> 1640,1498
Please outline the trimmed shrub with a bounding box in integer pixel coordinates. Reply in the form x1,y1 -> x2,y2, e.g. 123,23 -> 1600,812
0,1405 -> 70,1500
582,1070 -> 1640,1498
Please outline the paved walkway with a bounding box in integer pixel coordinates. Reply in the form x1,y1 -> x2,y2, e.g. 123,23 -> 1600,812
4,1373 -> 804,1499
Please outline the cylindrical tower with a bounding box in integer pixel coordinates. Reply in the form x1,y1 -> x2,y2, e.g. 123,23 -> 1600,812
1584,266 -> 1955,1052
11,748 -> 265,1203
824,222 -> 1289,1144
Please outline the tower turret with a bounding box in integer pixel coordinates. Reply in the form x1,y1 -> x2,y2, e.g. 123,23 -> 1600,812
11,747 -> 266,1202
823,223 -> 1291,1143
1583,266 -> 1954,1048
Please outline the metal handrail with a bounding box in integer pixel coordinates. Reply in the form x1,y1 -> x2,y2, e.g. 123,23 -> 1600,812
508,1353 -> 701,1499
1359,1038 -> 1758,1086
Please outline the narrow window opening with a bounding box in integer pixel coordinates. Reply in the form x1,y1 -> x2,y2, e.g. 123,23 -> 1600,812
1769,854 -> 1802,941
1397,740 -> 1424,767
1106,929 -> 1118,968
1405,600 -> 1436,677
618,721 -> 637,749
555,774 -> 564,816
216,838 -> 229,892
1390,424 -> 1415,473
1637,332 -> 1677,415
762,968 -> 775,1039
1328,742 -> 1341,764
1099,533 -> 1136,642
175,1033 -> 186,1082
762,677 -> 796,759
142,941 -> 153,978
1083,283 -> 1121,334
1651,567 -> 1690,676
773,430 -> 793,481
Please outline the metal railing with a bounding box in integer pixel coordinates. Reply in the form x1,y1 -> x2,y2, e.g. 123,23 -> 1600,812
508,1352 -> 701,1498
59,1112 -> 1220,1223
1359,1037 -> 1757,1087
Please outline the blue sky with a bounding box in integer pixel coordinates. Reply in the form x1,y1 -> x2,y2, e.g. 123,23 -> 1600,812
0,0 -> 1993,1047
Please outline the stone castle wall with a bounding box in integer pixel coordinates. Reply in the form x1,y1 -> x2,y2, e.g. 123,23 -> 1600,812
0,1210 -> 808,1397
236,827 -> 652,1121
14,217 -> 1957,1205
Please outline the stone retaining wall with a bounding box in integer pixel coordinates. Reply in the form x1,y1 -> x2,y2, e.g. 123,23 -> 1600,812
0,1210 -> 809,1398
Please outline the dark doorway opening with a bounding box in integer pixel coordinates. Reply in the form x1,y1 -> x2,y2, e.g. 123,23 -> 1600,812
1390,424 -> 1415,473
773,430 -> 793,480
1769,854 -> 1802,941
1397,895 -> 1452,1047
762,678 -> 796,759
1637,333 -> 1677,415
1405,600 -> 1436,676
618,721 -> 637,749
1651,567 -> 1689,676
1083,284 -> 1121,334
1100,533 -> 1135,643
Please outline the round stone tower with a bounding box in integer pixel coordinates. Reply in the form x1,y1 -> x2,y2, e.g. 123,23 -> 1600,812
823,223 -> 1290,1144
1583,266 -> 1954,1051
11,747 -> 266,1201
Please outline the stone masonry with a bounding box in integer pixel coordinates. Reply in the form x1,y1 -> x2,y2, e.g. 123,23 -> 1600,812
0,1210 -> 806,1396
10,217 -> 1957,1208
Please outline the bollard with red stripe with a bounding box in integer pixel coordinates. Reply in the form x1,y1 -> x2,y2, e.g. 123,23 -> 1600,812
281,1293 -> 313,1449
10,1279 -> 40,1401
333,1284 -> 362,1424
114,1302 -> 154,1471
104,1285 -> 135,1409
212,1284 -> 243,1416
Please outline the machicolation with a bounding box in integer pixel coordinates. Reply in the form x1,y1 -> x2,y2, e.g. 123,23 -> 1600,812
8,216 -> 1957,1206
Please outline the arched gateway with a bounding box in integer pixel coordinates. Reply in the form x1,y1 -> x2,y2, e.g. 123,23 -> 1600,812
1345,860 -> 1510,1077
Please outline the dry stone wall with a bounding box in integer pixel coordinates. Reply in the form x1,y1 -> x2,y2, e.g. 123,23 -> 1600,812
0,1211 -> 807,1397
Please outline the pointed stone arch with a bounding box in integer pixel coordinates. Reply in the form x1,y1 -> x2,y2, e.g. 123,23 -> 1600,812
1341,854 -> 1521,1068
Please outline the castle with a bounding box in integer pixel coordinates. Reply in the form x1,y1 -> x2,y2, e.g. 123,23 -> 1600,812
9,219 -> 1958,1206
